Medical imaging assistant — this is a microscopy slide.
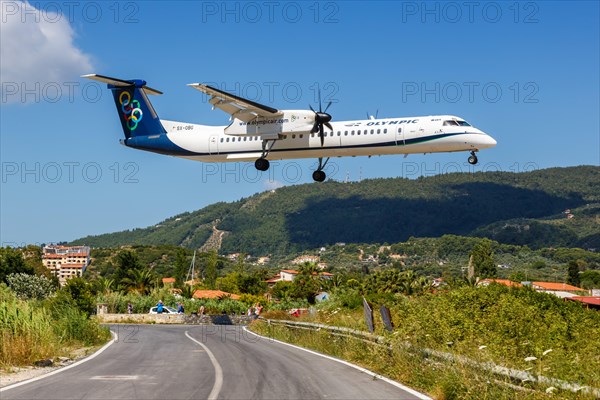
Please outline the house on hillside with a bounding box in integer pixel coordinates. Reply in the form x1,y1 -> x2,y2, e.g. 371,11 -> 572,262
162,277 -> 176,286
567,296 -> 600,310
478,279 -> 522,288
192,289 -> 240,300
529,281 -> 586,298
292,255 -> 320,265
265,269 -> 334,286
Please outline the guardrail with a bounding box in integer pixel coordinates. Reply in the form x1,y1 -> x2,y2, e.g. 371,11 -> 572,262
259,318 -> 600,397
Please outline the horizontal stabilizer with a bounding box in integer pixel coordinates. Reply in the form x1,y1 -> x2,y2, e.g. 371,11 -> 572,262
81,74 -> 163,95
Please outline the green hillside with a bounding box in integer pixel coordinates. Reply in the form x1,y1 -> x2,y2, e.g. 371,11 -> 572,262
71,166 -> 600,254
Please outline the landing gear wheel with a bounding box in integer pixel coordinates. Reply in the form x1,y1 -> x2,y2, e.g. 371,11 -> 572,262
255,158 -> 270,171
468,152 -> 478,165
312,170 -> 326,182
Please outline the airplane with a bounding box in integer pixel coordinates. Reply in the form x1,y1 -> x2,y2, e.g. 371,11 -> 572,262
83,74 -> 497,182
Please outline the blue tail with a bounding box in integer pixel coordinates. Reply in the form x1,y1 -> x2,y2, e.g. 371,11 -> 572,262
82,74 -> 166,138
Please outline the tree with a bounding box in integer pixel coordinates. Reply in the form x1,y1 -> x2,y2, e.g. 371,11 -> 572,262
470,239 -> 496,279
173,247 -> 188,283
0,247 -> 33,283
204,250 -> 218,289
6,273 -> 56,300
567,260 -> 581,287
120,268 -> 156,295
58,277 -> 96,316
114,250 -> 142,285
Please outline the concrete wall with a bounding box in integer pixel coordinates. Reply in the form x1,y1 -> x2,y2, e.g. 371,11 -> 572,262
96,313 -> 254,325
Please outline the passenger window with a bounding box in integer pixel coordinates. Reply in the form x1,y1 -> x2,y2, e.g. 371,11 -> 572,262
243,137 -> 247,141
292,134 -> 296,139
300,134 -> 303,138
384,129 -> 387,134
351,130 -> 355,135
220,138 -> 223,142
357,130 -> 361,135
377,129 -> 380,134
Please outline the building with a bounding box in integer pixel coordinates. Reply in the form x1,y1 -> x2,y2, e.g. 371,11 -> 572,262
530,281 -> 585,298
256,256 -> 270,265
266,269 -> 334,286
192,289 -> 240,300
567,296 -> 600,310
42,245 -> 90,286
291,255 -> 320,265
162,277 -> 176,285
479,279 -> 523,288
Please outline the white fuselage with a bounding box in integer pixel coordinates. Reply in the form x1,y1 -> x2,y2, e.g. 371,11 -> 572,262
140,114 -> 496,162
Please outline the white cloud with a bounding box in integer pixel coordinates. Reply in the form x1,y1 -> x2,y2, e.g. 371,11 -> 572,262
263,179 -> 285,191
0,1 -> 92,101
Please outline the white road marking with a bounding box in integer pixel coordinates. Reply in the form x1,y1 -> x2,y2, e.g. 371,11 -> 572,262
184,330 -> 223,400
243,327 -> 432,400
90,375 -> 139,380
0,330 -> 118,392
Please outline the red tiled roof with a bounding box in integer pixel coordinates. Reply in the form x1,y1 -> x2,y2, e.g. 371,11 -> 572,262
281,269 -> 299,274
265,274 -> 281,283
532,282 -> 582,291
569,297 -> 600,306
280,269 -> 333,277
43,253 -> 88,259
162,277 -> 176,284
192,290 -> 241,300
480,278 -> 522,287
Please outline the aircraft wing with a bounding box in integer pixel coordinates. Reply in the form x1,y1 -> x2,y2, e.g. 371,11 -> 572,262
188,83 -> 282,122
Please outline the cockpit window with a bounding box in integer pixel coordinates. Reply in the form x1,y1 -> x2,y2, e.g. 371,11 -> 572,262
443,120 -> 459,126
443,120 -> 471,126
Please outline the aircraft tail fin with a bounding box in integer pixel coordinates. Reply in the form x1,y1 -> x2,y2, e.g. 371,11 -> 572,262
82,74 -> 166,138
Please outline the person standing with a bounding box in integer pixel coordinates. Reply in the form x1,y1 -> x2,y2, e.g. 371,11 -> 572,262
127,302 -> 133,314
157,300 -> 164,314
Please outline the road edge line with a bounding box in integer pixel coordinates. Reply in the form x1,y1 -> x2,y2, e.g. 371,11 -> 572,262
184,330 -> 223,400
242,326 -> 432,400
0,330 -> 118,392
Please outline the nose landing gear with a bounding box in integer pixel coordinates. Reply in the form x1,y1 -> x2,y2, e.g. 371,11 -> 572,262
468,151 -> 478,165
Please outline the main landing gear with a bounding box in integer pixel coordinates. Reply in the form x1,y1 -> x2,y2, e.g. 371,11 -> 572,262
468,151 -> 478,165
255,139 -> 277,171
312,157 -> 330,182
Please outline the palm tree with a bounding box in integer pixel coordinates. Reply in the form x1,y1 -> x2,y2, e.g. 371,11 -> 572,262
120,269 -> 156,295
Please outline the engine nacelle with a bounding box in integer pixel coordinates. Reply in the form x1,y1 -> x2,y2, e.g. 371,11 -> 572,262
225,110 -> 315,138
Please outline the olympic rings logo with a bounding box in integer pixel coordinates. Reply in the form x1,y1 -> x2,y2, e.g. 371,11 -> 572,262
119,91 -> 143,131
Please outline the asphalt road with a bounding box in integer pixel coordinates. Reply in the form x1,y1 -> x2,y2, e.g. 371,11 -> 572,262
1,325 -> 428,400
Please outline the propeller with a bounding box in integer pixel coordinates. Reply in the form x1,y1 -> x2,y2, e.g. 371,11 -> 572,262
310,90 -> 333,147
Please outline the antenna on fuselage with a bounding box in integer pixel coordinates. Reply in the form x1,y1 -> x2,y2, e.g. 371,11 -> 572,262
367,110 -> 379,120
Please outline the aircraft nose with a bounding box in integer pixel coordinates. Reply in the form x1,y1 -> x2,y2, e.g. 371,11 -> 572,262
484,134 -> 497,148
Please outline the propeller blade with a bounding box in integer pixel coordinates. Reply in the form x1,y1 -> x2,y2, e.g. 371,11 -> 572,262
309,104 -> 315,113
324,122 -> 333,131
323,101 -> 332,113
319,124 -> 324,146
318,89 -> 322,112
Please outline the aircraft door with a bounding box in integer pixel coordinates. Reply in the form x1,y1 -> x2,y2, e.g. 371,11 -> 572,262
395,127 -> 404,146
209,135 -> 219,154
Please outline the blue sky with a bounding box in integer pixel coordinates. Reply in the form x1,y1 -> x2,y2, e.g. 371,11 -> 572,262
1,1 -> 599,245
